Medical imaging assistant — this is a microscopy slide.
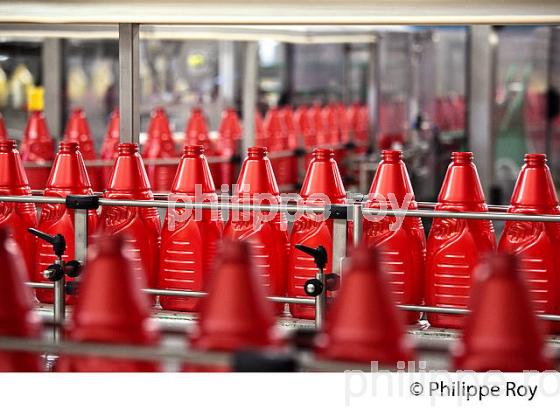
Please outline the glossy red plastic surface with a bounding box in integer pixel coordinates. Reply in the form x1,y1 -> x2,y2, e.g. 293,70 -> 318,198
186,107 -> 224,188
306,103 -> 327,168
159,145 -> 223,312
185,108 -> 209,146
99,109 -> 120,188
216,107 -> 241,186
288,148 -> 346,319
186,240 -> 277,371
294,105 -> 314,147
19,111 -> 55,190
143,107 -> 178,192
0,114 -> 8,140
224,147 -> 288,314
316,246 -> 414,364
0,140 -> 37,274
327,103 -> 349,175
454,253 -> 552,371
255,109 -> 268,148
265,107 -> 291,187
63,108 -> 100,191
347,102 -> 369,149
308,103 -> 327,146
100,143 -> 161,289
0,229 -> 42,371
58,235 -> 159,371
34,142 -> 99,304
281,106 -> 298,186
498,154 -> 560,331
363,150 -> 426,324
425,152 -> 496,328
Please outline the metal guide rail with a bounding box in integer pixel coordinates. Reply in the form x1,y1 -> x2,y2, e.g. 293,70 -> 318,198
0,334 -> 379,372
2,192 -> 560,347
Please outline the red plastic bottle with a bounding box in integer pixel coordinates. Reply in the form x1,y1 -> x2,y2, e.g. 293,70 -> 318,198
143,107 -> 178,192
99,109 -> 120,188
321,104 -> 339,147
0,140 -> 38,275
264,107 -> 290,188
57,235 -> 160,372
498,153 -> 560,330
425,152 -> 496,328
307,103 -> 328,171
185,107 -> 209,147
20,112 -> 55,190
185,107 -> 223,187
309,103 -> 327,146
363,150 -> 425,324
63,108 -> 101,191
288,148 -> 346,319
294,105 -> 315,170
454,253 -> 552,371
281,106 -> 299,187
224,147 -> 288,314
316,246 -> 414,365
255,109 -> 269,148
331,102 -> 350,177
0,114 -> 8,140
186,240 -> 277,371
0,228 -> 43,371
34,142 -> 99,304
159,145 -> 223,312
100,143 -> 161,289
217,107 -> 242,186
347,102 -> 369,151
294,105 -> 313,147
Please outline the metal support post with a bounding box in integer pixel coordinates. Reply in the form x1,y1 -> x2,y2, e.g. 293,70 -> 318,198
545,26 -> 557,161
342,43 -> 352,104
74,208 -> 88,264
119,23 -> 140,144
352,203 -> 363,246
466,25 -> 497,198
331,218 -> 348,276
367,38 -> 381,151
282,43 -> 295,104
42,38 -> 65,139
408,33 -> 421,126
242,41 -> 258,155
314,266 -> 327,331
52,255 -> 65,343
219,40 -> 236,109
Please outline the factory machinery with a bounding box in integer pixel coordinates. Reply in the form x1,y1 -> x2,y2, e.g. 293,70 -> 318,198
0,1 -> 560,372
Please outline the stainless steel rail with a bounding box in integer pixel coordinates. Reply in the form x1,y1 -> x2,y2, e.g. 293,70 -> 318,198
26,282 -> 560,322
3,194 -> 560,223
0,335 -> 375,371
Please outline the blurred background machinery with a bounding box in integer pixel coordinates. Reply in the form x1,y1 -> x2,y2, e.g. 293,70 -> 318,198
0,23 -> 558,205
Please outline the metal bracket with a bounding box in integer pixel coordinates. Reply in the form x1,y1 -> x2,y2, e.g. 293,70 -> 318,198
65,194 -> 100,210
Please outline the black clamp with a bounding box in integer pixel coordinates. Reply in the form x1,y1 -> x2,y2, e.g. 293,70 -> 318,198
295,245 -> 327,271
65,194 -> 100,210
233,350 -> 299,372
344,140 -> 357,150
290,328 -> 318,351
329,204 -> 348,220
296,244 -> 340,298
28,228 -> 66,258
27,228 -> 82,289
294,147 -> 307,158
230,153 -> 242,165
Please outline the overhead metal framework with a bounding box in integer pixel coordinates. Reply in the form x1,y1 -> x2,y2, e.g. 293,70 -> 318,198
0,1 -> 559,25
